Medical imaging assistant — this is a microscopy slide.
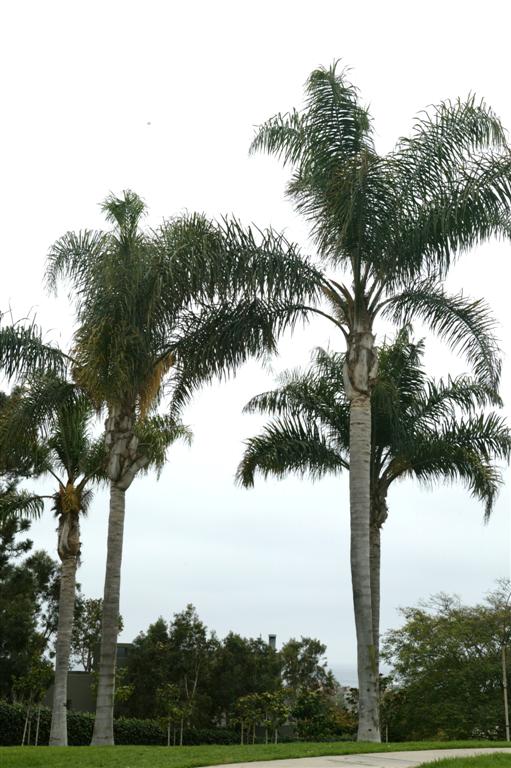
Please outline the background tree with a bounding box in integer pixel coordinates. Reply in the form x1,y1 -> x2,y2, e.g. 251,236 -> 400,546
251,62 -> 511,740
156,682 -> 185,747
71,597 -> 123,673
0,512 -> 58,701
209,633 -> 281,726
238,329 -> 510,679
280,637 -> 335,694
486,578 -> 511,741
382,590 -> 511,740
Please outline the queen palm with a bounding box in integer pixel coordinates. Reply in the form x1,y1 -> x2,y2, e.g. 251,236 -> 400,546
237,328 -> 511,676
251,63 -> 511,739
45,190 -> 322,744
0,372 -> 104,746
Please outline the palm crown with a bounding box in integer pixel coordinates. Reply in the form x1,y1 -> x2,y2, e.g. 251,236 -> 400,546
46,191 -> 323,420
238,328 -> 511,520
251,62 -> 511,390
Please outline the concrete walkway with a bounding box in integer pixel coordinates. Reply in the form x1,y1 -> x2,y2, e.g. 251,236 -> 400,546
206,748 -> 511,768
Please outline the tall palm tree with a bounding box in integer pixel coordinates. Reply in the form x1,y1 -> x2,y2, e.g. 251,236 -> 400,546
251,63 -> 511,739
45,190 -> 322,745
0,373 -> 104,746
237,329 -> 511,677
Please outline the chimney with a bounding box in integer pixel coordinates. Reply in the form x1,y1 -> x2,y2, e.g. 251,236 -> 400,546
268,634 -> 277,651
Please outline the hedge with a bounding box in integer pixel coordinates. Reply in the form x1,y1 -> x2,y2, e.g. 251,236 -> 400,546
0,702 -> 238,746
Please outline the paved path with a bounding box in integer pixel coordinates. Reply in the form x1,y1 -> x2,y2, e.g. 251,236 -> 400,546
204,748 -> 511,768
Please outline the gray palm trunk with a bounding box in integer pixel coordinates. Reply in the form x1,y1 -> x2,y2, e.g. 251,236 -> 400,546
49,554 -> 78,745
344,328 -> 380,742
370,492 -> 388,669
92,409 -> 147,746
50,510 -> 80,747
91,481 -> 126,745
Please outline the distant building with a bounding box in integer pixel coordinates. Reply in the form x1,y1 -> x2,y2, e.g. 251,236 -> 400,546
44,643 -> 132,713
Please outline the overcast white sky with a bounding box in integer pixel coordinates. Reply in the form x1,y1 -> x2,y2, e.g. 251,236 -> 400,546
1,0 -> 510,685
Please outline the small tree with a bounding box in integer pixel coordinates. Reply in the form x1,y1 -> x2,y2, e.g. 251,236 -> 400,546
157,683 -> 186,746
260,691 -> 289,744
236,693 -> 264,744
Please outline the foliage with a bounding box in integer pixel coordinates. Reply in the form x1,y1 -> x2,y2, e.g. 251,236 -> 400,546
291,689 -> 355,740
280,637 -> 335,694
71,598 -> 123,673
382,588 -> 511,740
121,605 -> 344,737
0,701 -> 239,746
0,513 -> 59,701
238,329 -> 510,516
122,606 -> 218,722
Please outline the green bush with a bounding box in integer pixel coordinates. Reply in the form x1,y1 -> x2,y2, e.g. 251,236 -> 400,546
0,701 -> 238,746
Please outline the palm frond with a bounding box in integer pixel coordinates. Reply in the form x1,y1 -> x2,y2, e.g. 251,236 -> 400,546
45,229 -> 111,295
167,298 -> 313,416
79,436 -> 108,483
244,349 -> 349,444
0,321 -> 68,381
236,416 -> 346,488
381,279 -> 501,389
0,488 -> 45,520
135,414 -> 192,476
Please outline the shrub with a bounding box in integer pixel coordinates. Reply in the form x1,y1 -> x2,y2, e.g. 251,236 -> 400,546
0,701 -> 238,746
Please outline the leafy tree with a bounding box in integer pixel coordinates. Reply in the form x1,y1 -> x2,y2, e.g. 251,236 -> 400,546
236,692 -> 264,744
291,687 -> 353,740
280,637 -> 335,694
251,62 -> 511,739
45,190 -> 320,744
0,511 -> 58,701
124,605 -> 217,726
259,690 -> 289,744
382,590 -> 511,740
209,633 -> 281,725
238,329 -> 510,706
157,682 -> 185,746
486,578 -> 511,741
71,597 -> 123,673
166,604 -> 216,730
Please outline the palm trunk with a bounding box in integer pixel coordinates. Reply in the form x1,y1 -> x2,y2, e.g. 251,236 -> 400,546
503,644 -> 510,741
349,394 -> 380,741
91,481 -> 126,745
49,555 -> 78,746
369,522 -> 381,669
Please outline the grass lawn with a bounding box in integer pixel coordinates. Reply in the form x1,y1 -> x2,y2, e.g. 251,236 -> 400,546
0,740 -> 510,768
427,755 -> 511,768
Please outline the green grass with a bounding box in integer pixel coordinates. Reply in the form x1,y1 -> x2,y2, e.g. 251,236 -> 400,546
0,740 -> 510,768
426,755 -> 511,768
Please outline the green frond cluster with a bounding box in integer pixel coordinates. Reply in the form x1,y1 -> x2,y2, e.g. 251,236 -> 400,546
47,191 -> 323,418
0,319 -> 68,382
134,415 -> 192,477
252,63 -> 511,282
0,486 -> 45,521
239,329 -> 510,520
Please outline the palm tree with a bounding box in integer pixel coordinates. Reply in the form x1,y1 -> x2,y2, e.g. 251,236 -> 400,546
250,63 -> 511,739
0,372 -> 104,746
0,368 -> 190,746
237,328 -> 511,679
45,190 -> 322,745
